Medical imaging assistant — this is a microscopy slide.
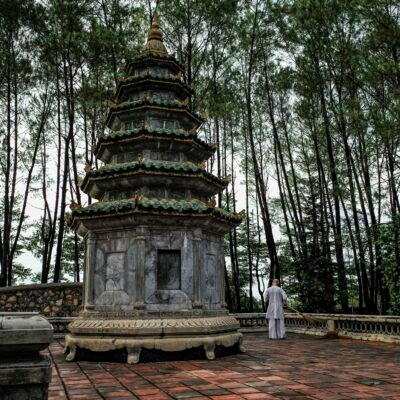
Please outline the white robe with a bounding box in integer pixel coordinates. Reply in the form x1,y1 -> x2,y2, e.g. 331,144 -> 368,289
263,285 -> 287,339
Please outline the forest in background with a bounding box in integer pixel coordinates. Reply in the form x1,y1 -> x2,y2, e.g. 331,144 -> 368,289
0,0 -> 399,315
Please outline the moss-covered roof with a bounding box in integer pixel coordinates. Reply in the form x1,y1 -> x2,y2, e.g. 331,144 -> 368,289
95,127 -> 215,154
81,160 -> 225,189
71,197 -> 242,224
117,72 -> 187,86
115,75 -> 192,100
104,98 -> 202,127
108,97 -> 186,111
125,53 -> 184,73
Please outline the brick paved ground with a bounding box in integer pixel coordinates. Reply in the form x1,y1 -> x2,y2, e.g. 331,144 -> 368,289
47,333 -> 400,400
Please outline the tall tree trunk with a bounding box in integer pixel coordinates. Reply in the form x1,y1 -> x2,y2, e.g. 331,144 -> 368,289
314,56 -> 348,311
53,135 -> 71,282
245,1 -> 279,283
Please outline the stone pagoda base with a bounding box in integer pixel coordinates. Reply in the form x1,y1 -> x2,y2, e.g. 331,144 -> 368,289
64,314 -> 243,363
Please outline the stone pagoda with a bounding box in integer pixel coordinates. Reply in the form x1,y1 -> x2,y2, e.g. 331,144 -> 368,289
64,15 -> 244,363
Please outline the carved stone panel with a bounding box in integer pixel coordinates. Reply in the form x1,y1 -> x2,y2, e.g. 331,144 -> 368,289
201,236 -> 223,309
203,253 -> 217,307
205,254 -> 217,289
146,290 -> 190,307
126,239 -> 137,302
105,252 -> 125,290
95,251 -> 131,307
94,245 -> 106,301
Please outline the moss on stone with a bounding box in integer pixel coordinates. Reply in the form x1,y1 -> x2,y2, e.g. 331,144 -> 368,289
81,160 -> 225,188
96,127 -> 214,154
110,97 -> 187,111
72,196 -> 241,223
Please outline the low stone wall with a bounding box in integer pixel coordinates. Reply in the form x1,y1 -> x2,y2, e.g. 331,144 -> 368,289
0,282 -> 83,317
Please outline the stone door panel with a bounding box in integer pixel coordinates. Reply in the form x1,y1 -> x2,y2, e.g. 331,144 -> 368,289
144,230 -> 194,310
157,249 -> 181,290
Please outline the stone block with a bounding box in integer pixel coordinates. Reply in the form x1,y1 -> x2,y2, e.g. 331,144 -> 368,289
0,356 -> 52,400
0,312 -> 53,399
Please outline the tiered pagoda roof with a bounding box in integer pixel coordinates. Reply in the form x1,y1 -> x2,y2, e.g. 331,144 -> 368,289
70,14 -> 243,233
95,127 -> 215,163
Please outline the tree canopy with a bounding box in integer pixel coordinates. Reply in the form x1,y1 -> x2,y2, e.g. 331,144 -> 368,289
0,0 -> 399,315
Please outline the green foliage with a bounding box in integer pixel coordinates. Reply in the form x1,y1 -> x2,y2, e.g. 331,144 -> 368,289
60,226 -> 83,282
10,262 -> 32,286
1,0 -> 399,318
377,217 -> 400,314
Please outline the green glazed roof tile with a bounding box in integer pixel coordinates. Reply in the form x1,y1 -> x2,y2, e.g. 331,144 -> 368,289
115,74 -> 193,97
110,97 -> 186,111
104,98 -> 203,127
126,53 -> 184,68
88,160 -> 199,176
96,128 -> 215,156
71,196 -> 242,224
108,127 -> 191,139
135,53 -> 177,61
73,198 -> 207,216
138,197 -> 207,211
81,160 -> 225,188
118,72 -> 183,84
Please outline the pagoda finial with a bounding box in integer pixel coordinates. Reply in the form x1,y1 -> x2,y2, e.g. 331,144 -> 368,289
143,12 -> 167,55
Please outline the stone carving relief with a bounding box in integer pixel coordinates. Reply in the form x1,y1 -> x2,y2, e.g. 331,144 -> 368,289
146,290 -> 190,307
96,252 -> 131,306
106,257 -> 123,290
93,245 -> 105,301
205,254 -> 216,289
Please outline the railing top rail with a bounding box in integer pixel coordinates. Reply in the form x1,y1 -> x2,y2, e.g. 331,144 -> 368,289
232,312 -> 400,322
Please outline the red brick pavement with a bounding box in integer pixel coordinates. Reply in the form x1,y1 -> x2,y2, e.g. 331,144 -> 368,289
46,333 -> 400,400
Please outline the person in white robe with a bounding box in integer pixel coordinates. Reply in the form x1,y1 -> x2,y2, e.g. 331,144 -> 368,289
263,279 -> 287,339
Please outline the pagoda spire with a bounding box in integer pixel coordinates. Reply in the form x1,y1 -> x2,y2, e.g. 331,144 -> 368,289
143,12 -> 167,55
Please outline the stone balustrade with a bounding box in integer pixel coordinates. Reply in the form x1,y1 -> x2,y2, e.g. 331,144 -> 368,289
46,312 -> 400,344
233,312 -> 400,343
0,281 -> 399,345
